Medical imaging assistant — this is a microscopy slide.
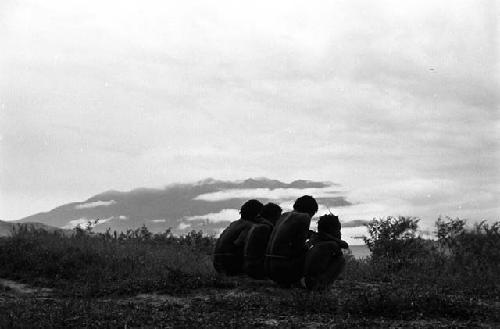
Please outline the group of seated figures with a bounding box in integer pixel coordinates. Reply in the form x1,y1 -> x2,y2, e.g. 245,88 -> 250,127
213,195 -> 348,290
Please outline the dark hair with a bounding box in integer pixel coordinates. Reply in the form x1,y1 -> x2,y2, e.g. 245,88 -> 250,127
293,195 -> 318,216
318,214 -> 341,238
240,199 -> 264,220
260,203 -> 282,223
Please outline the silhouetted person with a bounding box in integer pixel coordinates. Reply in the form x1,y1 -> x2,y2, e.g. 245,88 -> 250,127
213,199 -> 264,276
243,203 -> 282,279
265,195 -> 318,287
302,214 -> 348,290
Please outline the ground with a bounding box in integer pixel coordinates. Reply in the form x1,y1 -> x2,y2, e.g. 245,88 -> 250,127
1,278 -> 498,328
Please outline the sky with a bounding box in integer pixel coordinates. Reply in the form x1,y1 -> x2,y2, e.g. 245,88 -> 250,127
1,0 -> 499,234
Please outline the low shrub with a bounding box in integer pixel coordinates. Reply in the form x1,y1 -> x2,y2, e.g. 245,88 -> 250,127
359,216 -> 500,297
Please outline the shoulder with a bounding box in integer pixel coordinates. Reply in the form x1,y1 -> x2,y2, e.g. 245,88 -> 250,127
248,224 -> 270,238
288,211 -> 311,221
228,219 -> 243,228
293,211 -> 312,224
256,222 -> 273,232
225,219 -> 249,232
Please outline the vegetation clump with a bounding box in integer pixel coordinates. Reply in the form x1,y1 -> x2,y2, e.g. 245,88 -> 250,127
0,223 -> 224,297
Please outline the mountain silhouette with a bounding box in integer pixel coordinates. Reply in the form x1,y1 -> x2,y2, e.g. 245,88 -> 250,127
17,178 -> 353,235
0,219 -> 68,237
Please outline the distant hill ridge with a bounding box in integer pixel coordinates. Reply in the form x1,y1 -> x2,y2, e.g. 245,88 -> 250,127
16,178 -> 353,235
0,219 -> 67,237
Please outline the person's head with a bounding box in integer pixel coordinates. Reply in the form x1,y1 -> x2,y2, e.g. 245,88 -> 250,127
317,214 -> 341,239
293,195 -> 318,217
240,199 -> 264,220
260,203 -> 282,224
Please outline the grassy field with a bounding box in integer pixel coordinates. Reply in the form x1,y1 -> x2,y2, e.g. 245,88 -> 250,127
0,217 -> 499,328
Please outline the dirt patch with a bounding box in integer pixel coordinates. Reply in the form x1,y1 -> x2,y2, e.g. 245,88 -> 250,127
0,278 -> 52,296
133,293 -> 191,308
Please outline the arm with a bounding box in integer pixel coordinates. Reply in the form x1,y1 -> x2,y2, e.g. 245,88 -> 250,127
294,214 -> 312,253
334,238 -> 349,249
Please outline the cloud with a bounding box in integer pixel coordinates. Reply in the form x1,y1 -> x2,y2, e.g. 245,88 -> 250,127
349,178 -> 458,206
1,0 -> 497,228
342,227 -> 370,245
62,216 -> 113,229
341,220 -> 370,228
150,219 -> 166,223
178,222 -> 191,230
63,218 -> 89,229
342,178 -> 499,228
75,200 -> 116,209
184,209 -> 240,223
194,187 -> 343,202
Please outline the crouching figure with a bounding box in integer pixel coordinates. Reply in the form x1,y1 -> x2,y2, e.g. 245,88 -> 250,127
243,203 -> 282,279
265,195 -> 318,287
302,214 -> 349,290
213,199 -> 263,276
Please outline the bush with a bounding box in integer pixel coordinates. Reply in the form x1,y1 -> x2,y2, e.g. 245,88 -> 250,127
364,216 -> 420,258
436,217 -> 500,264
435,217 -> 500,294
358,216 -> 500,296
363,216 -> 435,274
